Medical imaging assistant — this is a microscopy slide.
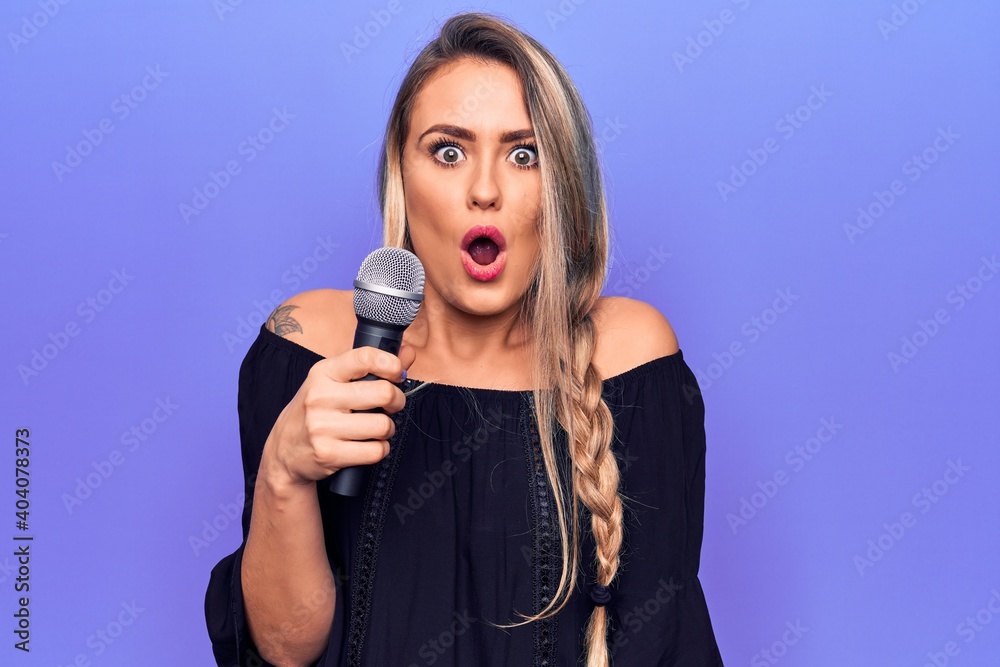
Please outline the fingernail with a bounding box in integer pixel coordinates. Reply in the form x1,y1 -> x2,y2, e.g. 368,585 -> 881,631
401,369 -> 407,380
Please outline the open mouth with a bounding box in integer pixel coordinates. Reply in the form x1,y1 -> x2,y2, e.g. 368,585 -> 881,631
460,225 -> 507,281
467,236 -> 500,265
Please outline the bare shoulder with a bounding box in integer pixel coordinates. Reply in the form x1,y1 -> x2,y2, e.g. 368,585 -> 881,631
265,288 -> 355,358
591,296 -> 680,380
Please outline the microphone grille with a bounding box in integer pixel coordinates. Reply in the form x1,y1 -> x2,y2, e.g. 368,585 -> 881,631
353,247 -> 425,326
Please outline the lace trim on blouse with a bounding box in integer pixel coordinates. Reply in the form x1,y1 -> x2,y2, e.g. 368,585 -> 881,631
344,384 -> 563,666
346,388 -> 417,667
522,393 -> 559,666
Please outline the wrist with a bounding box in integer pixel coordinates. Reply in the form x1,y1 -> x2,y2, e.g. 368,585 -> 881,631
258,435 -> 314,499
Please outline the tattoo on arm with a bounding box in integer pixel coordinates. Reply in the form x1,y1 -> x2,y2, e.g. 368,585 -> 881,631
266,305 -> 303,337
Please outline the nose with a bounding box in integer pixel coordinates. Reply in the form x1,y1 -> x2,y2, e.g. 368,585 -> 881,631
469,160 -> 500,210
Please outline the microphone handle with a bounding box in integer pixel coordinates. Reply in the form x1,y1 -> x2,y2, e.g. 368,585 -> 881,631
326,320 -> 404,497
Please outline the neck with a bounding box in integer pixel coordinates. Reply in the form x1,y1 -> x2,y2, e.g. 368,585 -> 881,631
404,284 -> 533,384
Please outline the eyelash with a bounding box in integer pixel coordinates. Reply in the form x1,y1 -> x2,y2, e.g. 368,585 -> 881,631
426,139 -> 539,170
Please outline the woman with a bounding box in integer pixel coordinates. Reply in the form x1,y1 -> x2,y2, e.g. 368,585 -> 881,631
205,11 -> 723,667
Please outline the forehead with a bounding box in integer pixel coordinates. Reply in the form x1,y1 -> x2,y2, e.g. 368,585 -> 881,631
409,58 -> 531,137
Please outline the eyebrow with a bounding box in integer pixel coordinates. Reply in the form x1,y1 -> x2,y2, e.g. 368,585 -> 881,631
416,124 -> 535,144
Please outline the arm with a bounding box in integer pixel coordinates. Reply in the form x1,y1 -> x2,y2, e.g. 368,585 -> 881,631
209,289 -> 407,666
241,437 -> 337,667
239,289 -> 409,666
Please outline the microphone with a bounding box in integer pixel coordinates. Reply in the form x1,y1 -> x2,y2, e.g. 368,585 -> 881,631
327,246 -> 425,497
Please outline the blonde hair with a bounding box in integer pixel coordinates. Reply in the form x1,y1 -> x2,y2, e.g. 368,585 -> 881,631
378,12 -> 622,666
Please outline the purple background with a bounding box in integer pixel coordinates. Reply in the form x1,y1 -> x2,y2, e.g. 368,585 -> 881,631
3,0 -> 999,665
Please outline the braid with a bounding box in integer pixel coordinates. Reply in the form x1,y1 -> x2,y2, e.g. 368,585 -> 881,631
566,313 -> 622,666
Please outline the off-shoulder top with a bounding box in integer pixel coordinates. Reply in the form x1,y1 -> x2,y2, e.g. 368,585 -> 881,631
205,324 -> 723,666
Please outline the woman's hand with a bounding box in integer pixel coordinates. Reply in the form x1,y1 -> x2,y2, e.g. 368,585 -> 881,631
264,342 -> 416,487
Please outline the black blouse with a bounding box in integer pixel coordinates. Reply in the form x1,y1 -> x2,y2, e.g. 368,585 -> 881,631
205,324 -> 723,666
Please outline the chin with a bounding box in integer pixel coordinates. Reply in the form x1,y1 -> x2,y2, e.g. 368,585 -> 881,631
452,286 -> 518,315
